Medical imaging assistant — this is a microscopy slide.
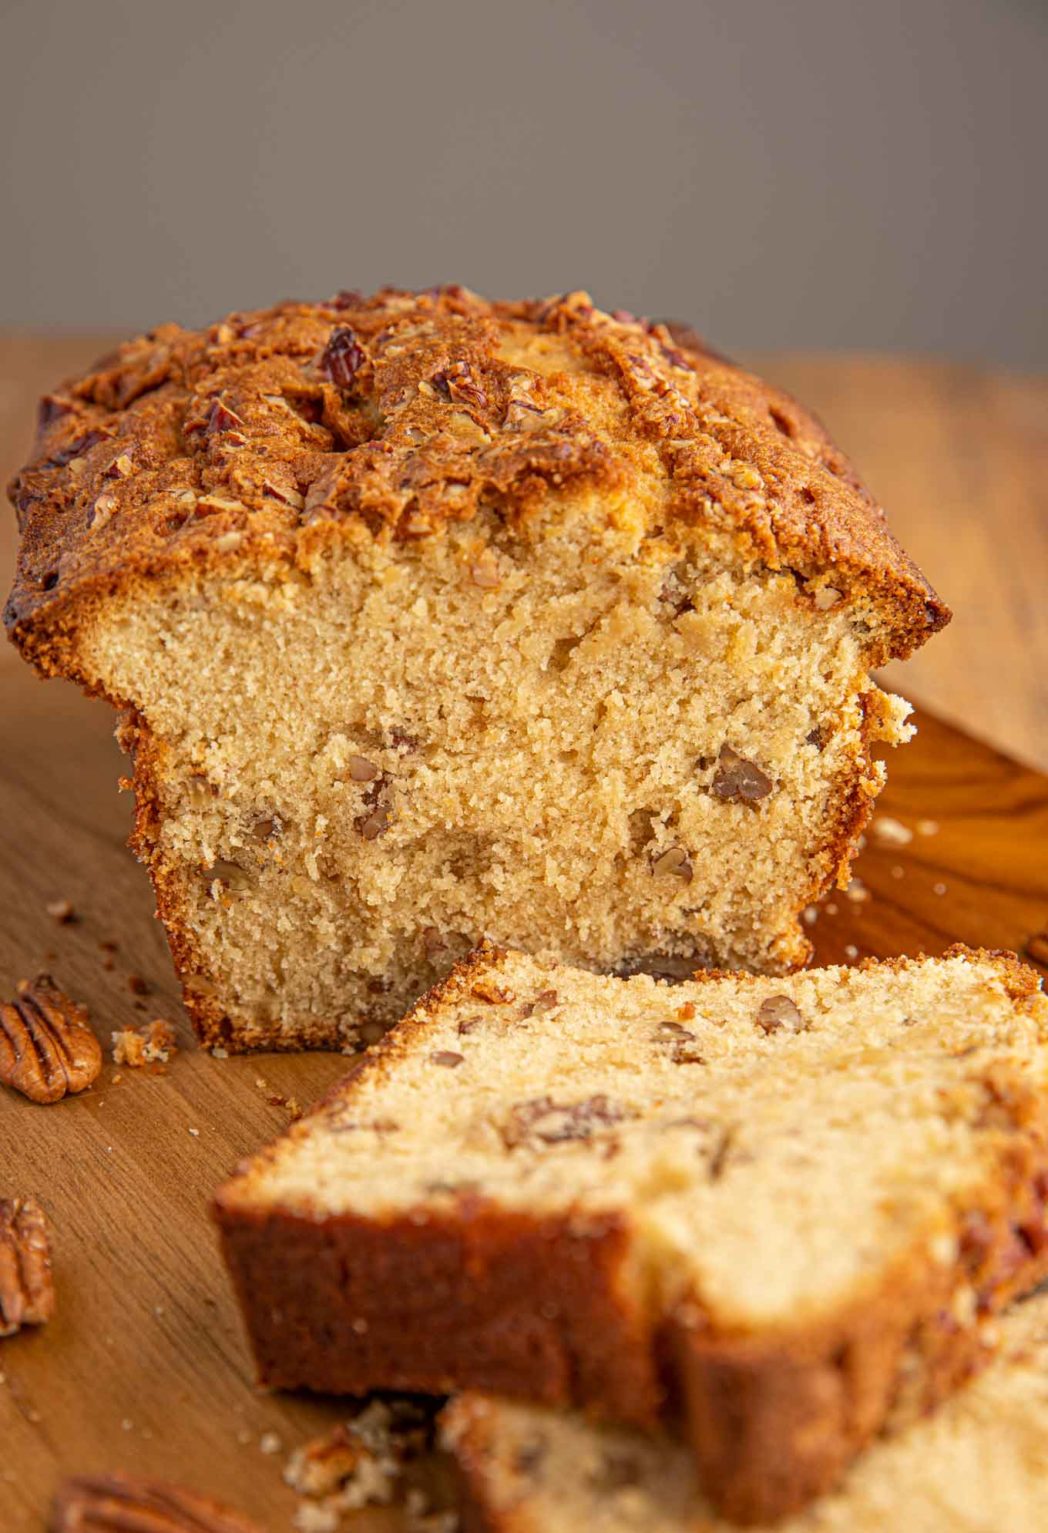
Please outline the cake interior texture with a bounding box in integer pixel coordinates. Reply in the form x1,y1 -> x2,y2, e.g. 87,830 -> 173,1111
77,510 -> 908,1051
218,946 -> 1048,1330
441,1287 -> 1048,1533
216,946 -> 1048,1518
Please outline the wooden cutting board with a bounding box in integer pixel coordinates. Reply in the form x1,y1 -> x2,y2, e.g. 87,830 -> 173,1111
2,662 -> 1047,1532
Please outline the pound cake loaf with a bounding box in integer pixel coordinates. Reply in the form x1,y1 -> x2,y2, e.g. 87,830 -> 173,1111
442,1288 -> 1048,1533
215,945 -> 1048,1523
5,288 -> 947,1050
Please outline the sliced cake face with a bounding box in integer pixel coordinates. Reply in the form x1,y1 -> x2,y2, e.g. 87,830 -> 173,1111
215,946 -> 1048,1522
442,1290 -> 1048,1533
78,511 -> 908,1050
5,288 -> 947,1050
218,947 -> 1048,1332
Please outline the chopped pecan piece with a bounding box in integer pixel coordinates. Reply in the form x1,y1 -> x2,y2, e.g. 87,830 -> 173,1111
49,1475 -> 261,1532
651,845 -> 693,881
0,1197 -> 55,1337
471,975 -> 515,1005
0,976 -> 102,1103
711,743 -> 774,805
756,994 -> 806,1034
503,1094 -> 633,1148
320,326 -> 367,391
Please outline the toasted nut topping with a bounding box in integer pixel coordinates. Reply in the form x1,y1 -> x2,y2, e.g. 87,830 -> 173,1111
711,743 -> 773,805
320,326 -> 367,391
206,397 -> 245,435
651,845 -> 693,881
756,995 -> 806,1034
430,1051 -> 465,1069
0,976 -> 102,1104
0,1197 -> 55,1337
347,754 -> 379,782
50,1474 -> 262,1532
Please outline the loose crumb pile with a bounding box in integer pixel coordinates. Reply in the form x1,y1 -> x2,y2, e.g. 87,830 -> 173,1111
284,1398 -> 454,1531
110,1019 -> 179,1067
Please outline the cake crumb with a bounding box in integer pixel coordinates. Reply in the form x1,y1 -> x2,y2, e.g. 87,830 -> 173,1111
872,815 -> 913,846
917,819 -> 940,836
844,944 -> 860,960
891,865 -> 905,880
46,898 -> 76,923
802,905 -> 818,926
111,1019 -> 178,1067
845,878 -> 869,903
188,1126 -> 200,1137
127,973 -> 150,996
293,1506 -> 339,1533
933,882 -> 948,896
260,1431 -> 283,1455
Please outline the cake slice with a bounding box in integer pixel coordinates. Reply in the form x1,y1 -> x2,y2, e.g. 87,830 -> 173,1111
442,1289 -> 1048,1533
215,945 -> 1048,1523
5,287 -> 947,1050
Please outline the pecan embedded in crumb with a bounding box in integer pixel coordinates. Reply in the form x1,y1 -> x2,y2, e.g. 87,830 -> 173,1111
429,1051 -> 464,1069
711,743 -> 773,805
651,845 -> 693,882
503,1094 -> 633,1148
756,995 -> 806,1034
0,976 -> 102,1103
347,755 -> 379,782
0,1197 -> 55,1337
50,1475 -> 261,1532
471,976 -> 515,1005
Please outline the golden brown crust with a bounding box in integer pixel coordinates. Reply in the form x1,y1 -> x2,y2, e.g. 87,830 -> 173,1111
5,287 -> 947,679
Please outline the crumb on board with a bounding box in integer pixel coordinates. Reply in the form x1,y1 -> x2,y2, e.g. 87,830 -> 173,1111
111,1019 -> 179,1067
871,815 -> 913,846
283,1399 -> 447,1529
917,819 -> 940,836
46,899 -> 76,923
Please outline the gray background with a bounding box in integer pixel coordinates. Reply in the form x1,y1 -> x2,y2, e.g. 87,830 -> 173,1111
0,0 -> 1044,365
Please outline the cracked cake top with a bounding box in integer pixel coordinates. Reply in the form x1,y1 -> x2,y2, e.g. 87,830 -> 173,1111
5,286 -> 947,673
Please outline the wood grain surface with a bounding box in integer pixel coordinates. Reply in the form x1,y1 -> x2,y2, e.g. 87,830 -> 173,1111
1,335 -> 1045,767
0,337 -> 1046,1529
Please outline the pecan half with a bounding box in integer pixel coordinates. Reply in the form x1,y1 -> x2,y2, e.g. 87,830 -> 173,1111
50,1475 -> 262,1532
0,1197 -> 55,1336
0,976 -> 102,1103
